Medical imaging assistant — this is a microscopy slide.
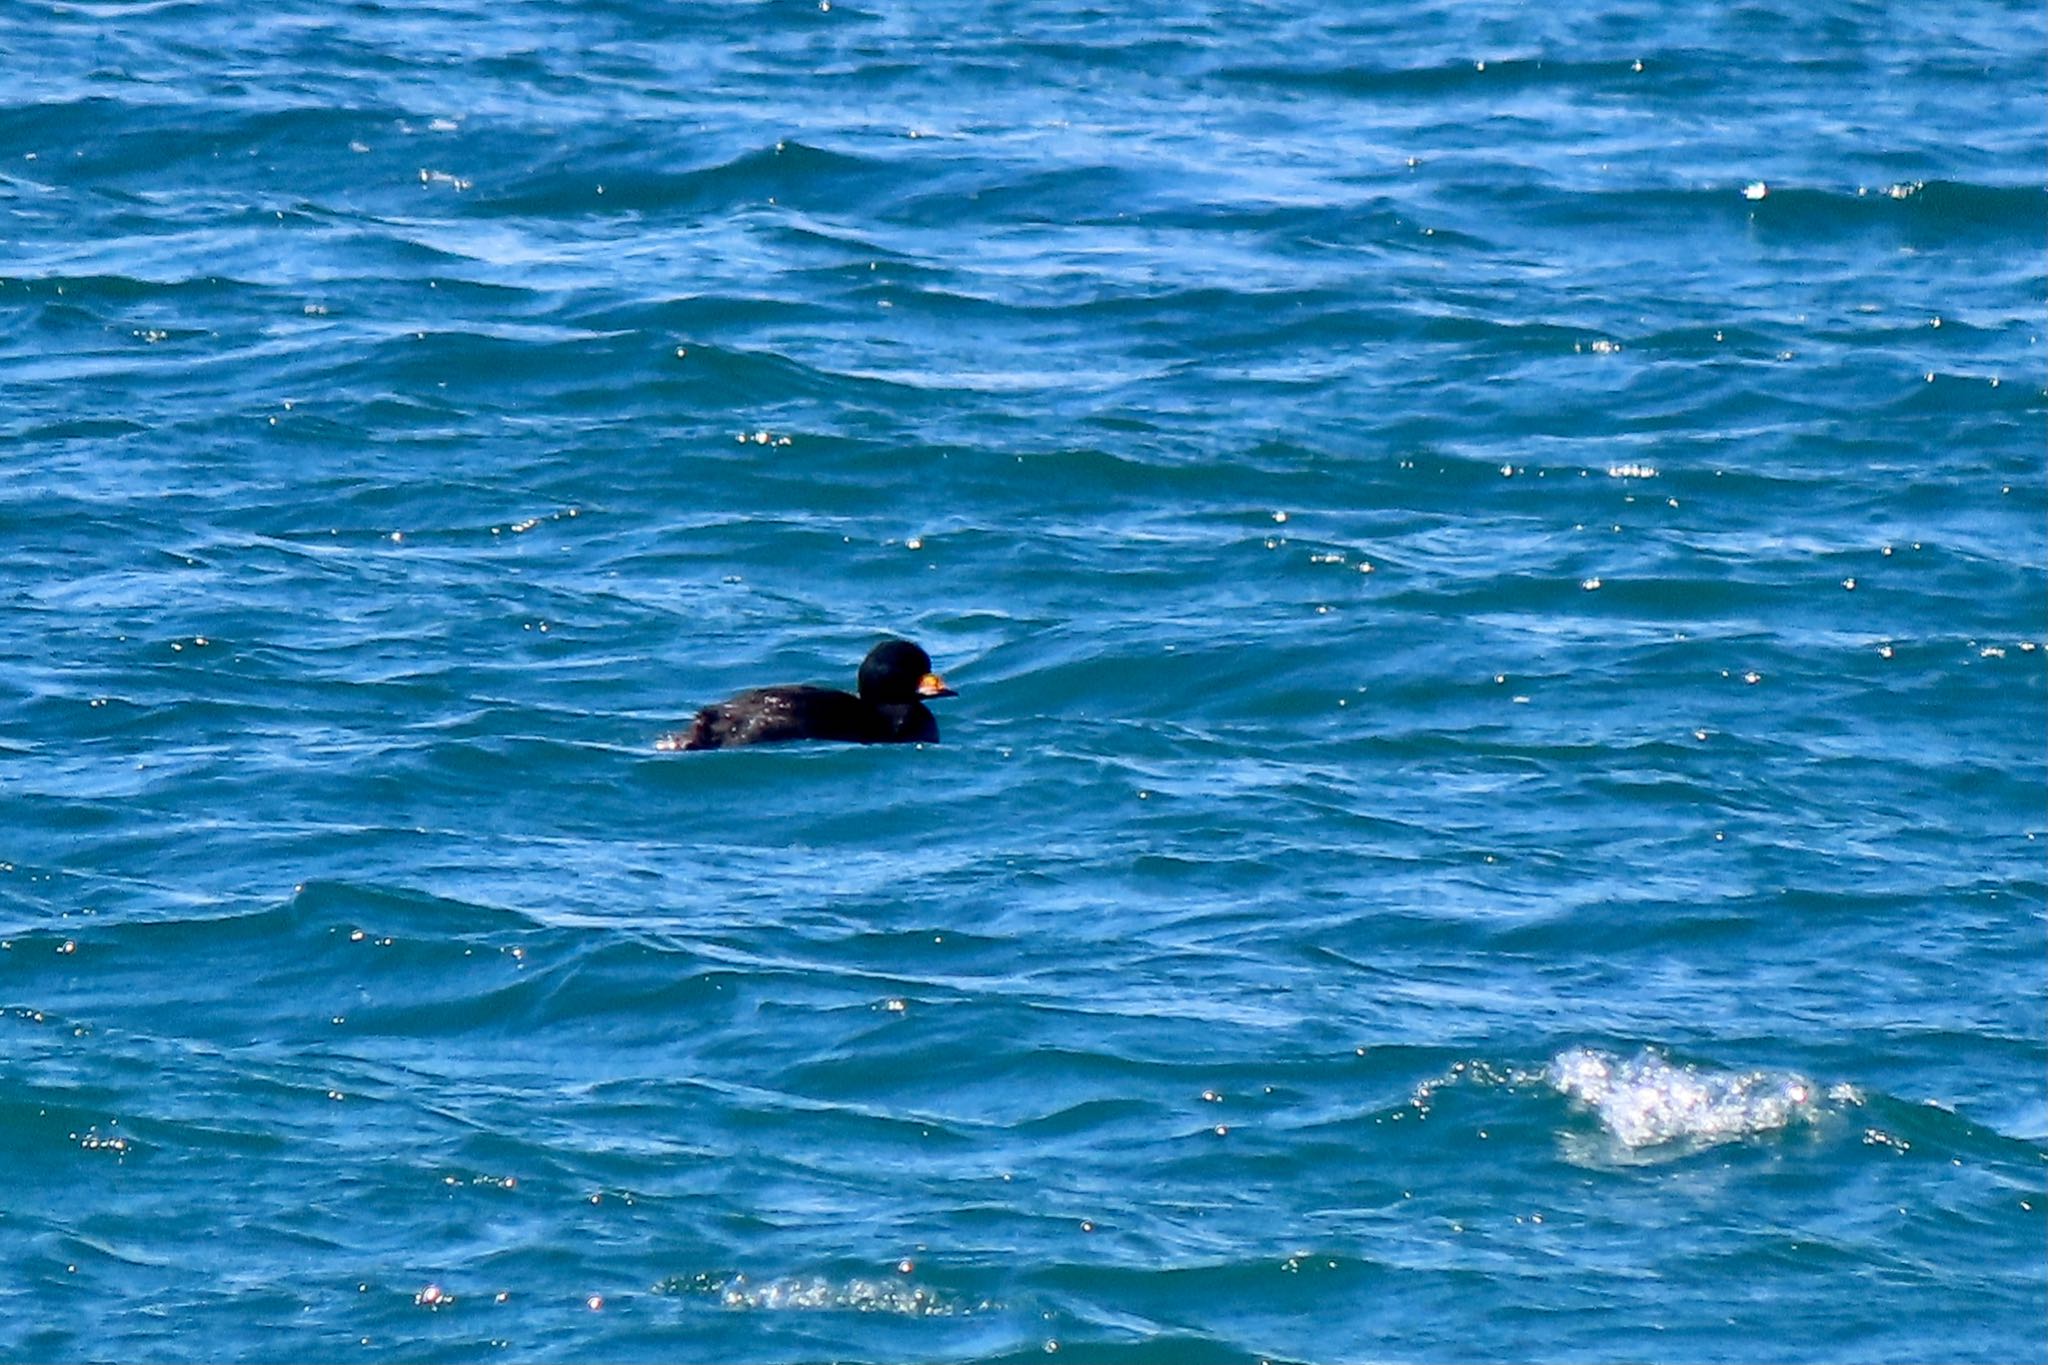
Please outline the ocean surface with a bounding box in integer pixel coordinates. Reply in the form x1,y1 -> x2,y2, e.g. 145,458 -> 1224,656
3,1 -> 2044,1360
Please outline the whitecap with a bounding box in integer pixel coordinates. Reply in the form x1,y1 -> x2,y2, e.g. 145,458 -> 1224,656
679,1271 -> 990,1317
1547,1046 -> 1835,1150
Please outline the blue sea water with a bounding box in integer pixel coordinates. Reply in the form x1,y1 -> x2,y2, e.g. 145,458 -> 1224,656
3,0 -> 2044,1359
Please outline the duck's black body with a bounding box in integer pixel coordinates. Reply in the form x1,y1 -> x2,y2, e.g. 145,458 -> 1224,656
664,639 -> 955,752
675,683 -> 940,749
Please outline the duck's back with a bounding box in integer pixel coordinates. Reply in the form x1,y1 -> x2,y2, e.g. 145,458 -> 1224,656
676,685 -> 897,750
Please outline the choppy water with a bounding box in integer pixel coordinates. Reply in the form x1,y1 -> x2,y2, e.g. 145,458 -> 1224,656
4,1 -> 2044,1360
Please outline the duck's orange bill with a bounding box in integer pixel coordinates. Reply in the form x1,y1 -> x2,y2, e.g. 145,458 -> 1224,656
917,672 -> 957,698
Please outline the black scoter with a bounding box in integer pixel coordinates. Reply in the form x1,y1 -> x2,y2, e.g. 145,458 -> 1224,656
659,638 -> 956,751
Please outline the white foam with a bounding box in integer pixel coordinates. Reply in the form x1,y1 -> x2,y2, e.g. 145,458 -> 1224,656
1547,1046 -> 1838,1149
706,1272 -> 986,1316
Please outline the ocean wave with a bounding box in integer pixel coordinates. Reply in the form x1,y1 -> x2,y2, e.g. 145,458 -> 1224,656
470,140 -> 921,218
668,1269 -> 992,1316
4,0 -> 2042,1357
1546,1045 -> 1847,1150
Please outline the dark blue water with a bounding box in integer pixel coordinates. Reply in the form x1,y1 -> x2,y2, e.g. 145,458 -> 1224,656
4,1 -> 2044,1359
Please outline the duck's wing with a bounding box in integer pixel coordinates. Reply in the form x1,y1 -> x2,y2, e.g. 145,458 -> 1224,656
670,686 -> 887,750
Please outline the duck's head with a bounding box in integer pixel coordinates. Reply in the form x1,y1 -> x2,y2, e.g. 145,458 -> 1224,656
857,638 -> 956,705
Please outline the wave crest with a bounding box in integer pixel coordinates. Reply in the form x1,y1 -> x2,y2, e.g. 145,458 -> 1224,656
664,1270 -> 992,1317
1547,1046 -> 1849,1149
